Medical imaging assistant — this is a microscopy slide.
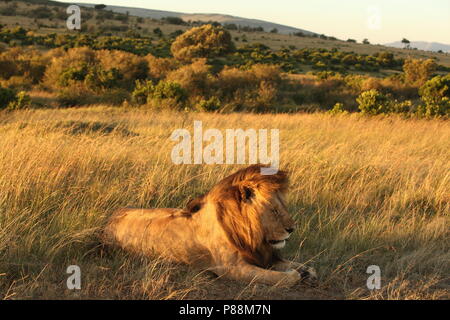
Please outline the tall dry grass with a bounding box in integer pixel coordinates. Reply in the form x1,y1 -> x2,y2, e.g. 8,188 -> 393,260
0,107 -> 448,299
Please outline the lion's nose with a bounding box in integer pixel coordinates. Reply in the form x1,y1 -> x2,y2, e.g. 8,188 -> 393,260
285,228 -> 294,234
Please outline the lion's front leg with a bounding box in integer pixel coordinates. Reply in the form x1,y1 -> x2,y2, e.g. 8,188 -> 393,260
271,259 -> 318,285
210,263 -> 301,287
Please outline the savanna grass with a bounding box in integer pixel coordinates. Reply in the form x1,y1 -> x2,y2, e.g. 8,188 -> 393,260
0,107 -> 448,299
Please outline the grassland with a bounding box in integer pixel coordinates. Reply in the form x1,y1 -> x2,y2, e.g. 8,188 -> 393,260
0,107 -> 448,299
2,0 -> 450,68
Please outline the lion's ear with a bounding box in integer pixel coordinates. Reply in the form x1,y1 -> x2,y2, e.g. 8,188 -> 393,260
239,184 -> 254,202
186,195 -> 204,213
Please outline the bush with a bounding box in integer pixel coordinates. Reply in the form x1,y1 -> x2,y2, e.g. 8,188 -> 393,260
98,88 -> 130,105
403,58 -> 436,87
31,6 -> 54,19
95,50 -> 148,87
145,55 -> 178,80
44,47 -> 97,89
418,75 -> 450,116
7,91 -> 31,110
85,67 -> 123,89
217,66 -> 254,98
0,86 -> 17,109
214,64 -> 282,111
57,63 -> 124,89
356,89 -> 390,115
171,24 -> 235,61
58,64 -> 89,87
131,80 -> 187,109
254,80 -> 277,111
44,48 -> 148,92
328,103 -> 348,115
152,81 -> 187,103
390,100 -> 412,114
162,17 -> 185,25
0,87 -> 31,110
166,59 -> 212,97
0,47 -> 49,84
0,75 -> 33,90
194,96 -> 221,112
250,64 -> 282,85
57,89 -> 87,107
131,80 -> 154,105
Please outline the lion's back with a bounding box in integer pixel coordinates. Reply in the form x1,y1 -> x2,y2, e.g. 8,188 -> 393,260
102,207 -> 210,265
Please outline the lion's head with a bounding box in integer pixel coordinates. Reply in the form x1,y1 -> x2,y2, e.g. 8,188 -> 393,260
186,164 -> 296,268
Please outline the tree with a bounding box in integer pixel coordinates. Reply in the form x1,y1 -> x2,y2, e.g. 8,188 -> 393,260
401,38 -> 410,49
362,38 -> 370,44
171,24 -> 235,62
153,27 -> 163,38
162,16 -> 185,25
270,28 -> 278,34
224,23 -> 238,31
403,58 -> 436,86
94,4 -> 106,10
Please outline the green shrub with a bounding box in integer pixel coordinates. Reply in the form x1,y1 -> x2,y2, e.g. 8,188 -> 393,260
356,89 -> 390,115
58,64 -> 89,87
7,91 -> 31,110
0,87 -> 31,110
131,80 -> 187,109
194,96 -> 221,112
418,75 -> 450,116
0,86 -> 17,109
152,81 -> 187,103
58,63 -> 124,90
131,80 -> 154,105
85,67 -> 123,89
390,100 -> 413,114
328,103 -> 348,115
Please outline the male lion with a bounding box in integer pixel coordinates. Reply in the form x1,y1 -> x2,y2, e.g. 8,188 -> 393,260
103,164 -> 317,287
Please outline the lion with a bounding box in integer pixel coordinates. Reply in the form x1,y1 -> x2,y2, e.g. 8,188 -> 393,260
102,164 -> 317,287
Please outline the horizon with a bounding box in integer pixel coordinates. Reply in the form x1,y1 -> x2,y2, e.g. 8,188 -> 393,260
57,0 -> 450,44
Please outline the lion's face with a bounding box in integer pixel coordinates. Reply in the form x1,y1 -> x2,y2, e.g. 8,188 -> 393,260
200,165 -> 294,266
259,192 -> 295,249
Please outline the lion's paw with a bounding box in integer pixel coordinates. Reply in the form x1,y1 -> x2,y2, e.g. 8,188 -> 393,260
298,266 -> 318,287
279,269 -> 301,287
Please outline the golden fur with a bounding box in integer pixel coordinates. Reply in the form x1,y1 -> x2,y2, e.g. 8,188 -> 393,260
103,164 -> 316,287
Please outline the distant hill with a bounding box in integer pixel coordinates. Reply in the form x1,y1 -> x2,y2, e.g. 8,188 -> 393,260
76,3 -> 317,36
384,41 -> 450,53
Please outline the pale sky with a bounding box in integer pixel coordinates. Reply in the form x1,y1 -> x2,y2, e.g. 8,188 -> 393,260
59,0 -> 450,44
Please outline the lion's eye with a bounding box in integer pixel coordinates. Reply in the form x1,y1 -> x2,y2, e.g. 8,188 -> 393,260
272,209 -> 279,215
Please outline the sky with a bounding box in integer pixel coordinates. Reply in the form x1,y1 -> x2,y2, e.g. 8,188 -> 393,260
59,0 -> 450,44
